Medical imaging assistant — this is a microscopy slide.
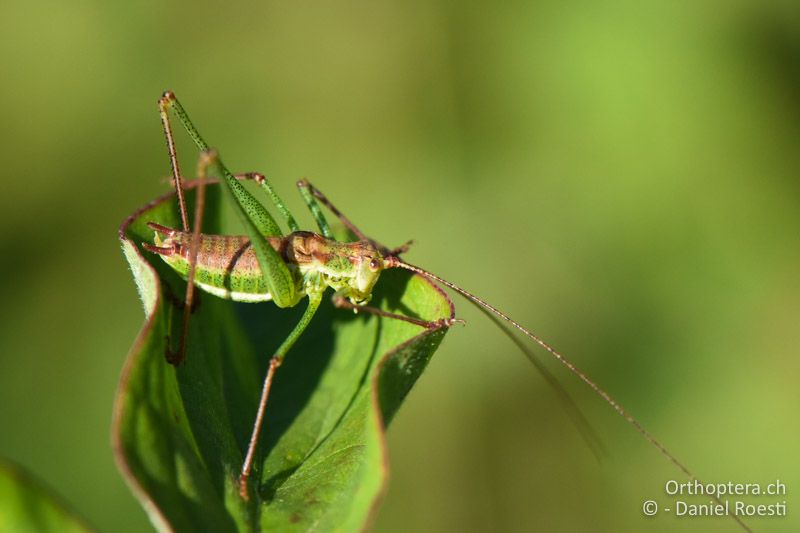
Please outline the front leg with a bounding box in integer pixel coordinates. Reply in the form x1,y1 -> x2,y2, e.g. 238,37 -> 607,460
331,293 -> 459,330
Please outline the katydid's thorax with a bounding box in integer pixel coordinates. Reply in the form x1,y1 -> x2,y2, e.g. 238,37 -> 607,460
147,225 -> 385,306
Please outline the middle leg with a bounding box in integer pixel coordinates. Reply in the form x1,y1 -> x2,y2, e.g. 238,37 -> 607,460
239,292 -> 323,500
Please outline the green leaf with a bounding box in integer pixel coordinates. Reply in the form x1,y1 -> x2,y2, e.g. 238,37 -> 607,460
115,182 -> 453,532
0,459 -> 92,533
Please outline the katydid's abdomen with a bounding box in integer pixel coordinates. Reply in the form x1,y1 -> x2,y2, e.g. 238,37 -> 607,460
144,222 -> 291,302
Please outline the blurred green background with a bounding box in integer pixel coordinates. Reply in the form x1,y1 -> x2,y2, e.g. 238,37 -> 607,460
1,1 -> 798,531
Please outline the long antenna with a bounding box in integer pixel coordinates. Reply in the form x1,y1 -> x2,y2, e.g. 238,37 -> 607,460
385,256 -> 751,532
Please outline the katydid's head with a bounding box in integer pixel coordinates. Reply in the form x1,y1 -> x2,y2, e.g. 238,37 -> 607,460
300,234 -> 385,305
347,243 -> 385,304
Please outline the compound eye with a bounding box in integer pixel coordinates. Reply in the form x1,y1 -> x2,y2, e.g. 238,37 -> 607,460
369,258 -> 381,272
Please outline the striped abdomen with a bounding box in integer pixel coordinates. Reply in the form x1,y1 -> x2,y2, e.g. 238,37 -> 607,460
145,223 -> 297,302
